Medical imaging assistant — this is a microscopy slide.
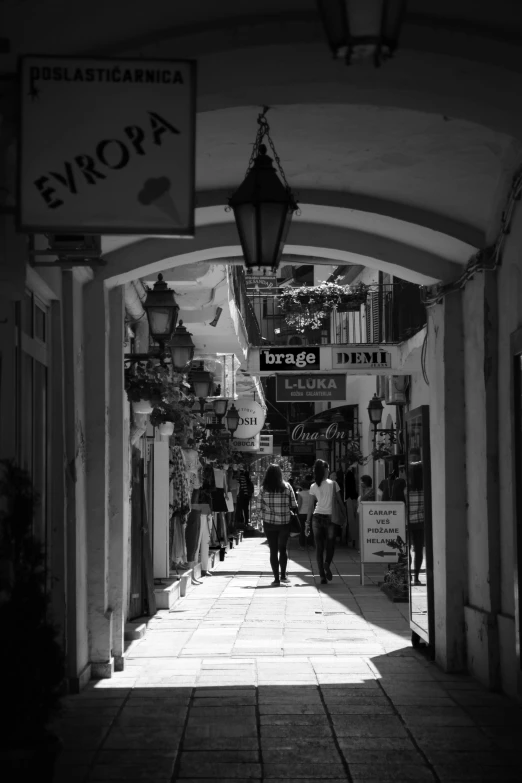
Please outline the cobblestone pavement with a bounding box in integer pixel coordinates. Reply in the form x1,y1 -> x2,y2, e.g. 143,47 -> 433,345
54,537 -> 522,782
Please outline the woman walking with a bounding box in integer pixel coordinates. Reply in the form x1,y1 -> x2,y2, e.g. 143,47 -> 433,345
306,459 -> 344,584
260,464 -> 298,586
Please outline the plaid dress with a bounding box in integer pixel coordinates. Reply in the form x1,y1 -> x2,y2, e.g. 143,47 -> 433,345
260,482 -> 298,526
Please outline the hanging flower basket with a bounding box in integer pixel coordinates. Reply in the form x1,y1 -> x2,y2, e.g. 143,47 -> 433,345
278,282 -> 369,331
158,421 -> 174,437
132,399 -> 153,415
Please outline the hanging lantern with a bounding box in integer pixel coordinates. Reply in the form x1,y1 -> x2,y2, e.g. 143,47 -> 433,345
213,398 -> 229,424
228,107 -> 298,274
226,403 -> 240,435
316,0 -> 408,67
367,394 -> 384,426
167,320 -> 195,371
143,274 -> 179,346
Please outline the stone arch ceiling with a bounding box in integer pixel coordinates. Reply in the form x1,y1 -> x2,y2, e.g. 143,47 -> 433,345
5,1 -> 521,282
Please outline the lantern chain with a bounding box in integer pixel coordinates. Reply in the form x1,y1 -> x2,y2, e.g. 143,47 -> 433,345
245,106 -> 294,196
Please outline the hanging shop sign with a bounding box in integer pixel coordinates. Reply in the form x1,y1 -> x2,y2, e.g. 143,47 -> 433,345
232,398 -> 266,440
332,348 -> 392,371
233,434 -> 260,452
291,421 -> 356,442
258,434 -> 274,455
276,374 -> 346,402
19,56 -> 196,235
359,502 -> 406,564
246,275 -> 278,288
259,346 -> 320,372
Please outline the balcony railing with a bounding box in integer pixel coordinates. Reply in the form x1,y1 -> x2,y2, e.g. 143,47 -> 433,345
244,282 -> 426,346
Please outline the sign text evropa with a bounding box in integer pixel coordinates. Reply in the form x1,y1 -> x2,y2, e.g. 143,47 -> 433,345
19,56 -> 196,235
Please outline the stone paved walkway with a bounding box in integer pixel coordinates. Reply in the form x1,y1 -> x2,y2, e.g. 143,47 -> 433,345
54,537 -> 522,782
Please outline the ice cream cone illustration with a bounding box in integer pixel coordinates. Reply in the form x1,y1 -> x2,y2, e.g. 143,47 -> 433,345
138,177 -> 180,225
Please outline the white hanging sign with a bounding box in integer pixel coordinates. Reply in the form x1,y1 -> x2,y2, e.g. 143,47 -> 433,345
19,56 -> 196,235
233,434 -> 260,452
232,398 -> 266,440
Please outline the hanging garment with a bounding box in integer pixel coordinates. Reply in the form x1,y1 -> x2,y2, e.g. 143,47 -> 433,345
213,468 -> 225,488
182,448 -> 201,489
199,514 -> 212,572
170,446 -> 191,517
171,514 -> 188,565
185,509 -> 202,563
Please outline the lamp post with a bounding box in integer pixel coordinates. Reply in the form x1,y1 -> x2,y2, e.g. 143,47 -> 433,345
167,320 -> 195,371
367,394 -> 384,494
228,107 -> 298,275
226,403 -> 240,436
316,0 -> 408,67
191,370 -> 214,413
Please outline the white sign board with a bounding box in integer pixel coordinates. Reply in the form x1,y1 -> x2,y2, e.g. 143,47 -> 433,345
258,434 -> 273,455
332,347 -> 392,371
233,434 -> 260,452
359,502 -> 406,564
233,398 -> 266,440
19,56 -> 196,235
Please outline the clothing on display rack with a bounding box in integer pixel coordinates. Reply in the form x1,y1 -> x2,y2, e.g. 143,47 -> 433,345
169,446 -> 191,567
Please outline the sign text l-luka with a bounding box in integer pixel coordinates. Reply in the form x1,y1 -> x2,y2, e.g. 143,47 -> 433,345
34,111 -> 179,210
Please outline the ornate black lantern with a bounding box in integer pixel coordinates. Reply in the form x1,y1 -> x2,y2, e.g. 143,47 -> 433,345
316,0 -> 407,67
228,107 -> 298,274
167,320 -> 195,371
213,398 -> 229,424
367,394 -> 384,426
143,274 -> 179,346
226,403 -> 240,435
191,370 -> 214,413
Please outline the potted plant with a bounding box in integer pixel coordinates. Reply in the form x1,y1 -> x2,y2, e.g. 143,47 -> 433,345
278,281 -> 369,331
125,361 -> 169,413
0,460 -> 65,781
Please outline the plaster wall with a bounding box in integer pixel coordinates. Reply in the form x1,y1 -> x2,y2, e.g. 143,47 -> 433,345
409,372 -> 429,408
495,200 -> 522,695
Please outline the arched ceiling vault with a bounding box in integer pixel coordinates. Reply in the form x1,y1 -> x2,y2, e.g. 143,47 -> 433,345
8,3 -> 519,287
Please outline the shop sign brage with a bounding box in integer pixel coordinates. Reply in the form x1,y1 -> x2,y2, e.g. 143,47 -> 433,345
259,346 -> 320,372
276,374 -> 346,402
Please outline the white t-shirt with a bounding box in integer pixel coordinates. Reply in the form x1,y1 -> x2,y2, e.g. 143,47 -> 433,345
297,489 -> 313,515
309,479 -> 340,515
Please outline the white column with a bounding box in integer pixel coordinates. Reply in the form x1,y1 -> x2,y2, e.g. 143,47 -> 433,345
427,292 -> 468,672
84,278 -> 113,678
108,286 -> 128,672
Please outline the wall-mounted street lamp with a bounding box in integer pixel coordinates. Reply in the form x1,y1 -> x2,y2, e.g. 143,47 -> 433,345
213,398 -> 229,425
228,107 -> 298,274
225,403 -> 240,435
316,0 -> 408,67
143,273 -> 179,348
167,320 -> 195,372
191,370 -> 214,413
125,273 -> 179,365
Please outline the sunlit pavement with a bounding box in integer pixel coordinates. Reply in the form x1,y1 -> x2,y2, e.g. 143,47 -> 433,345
54,537 -> 522,782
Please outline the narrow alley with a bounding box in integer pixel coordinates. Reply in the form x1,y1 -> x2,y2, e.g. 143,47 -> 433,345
54,538 -> 522,782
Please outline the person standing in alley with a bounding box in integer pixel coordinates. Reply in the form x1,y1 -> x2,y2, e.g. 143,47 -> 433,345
297,477 -> 314,550
305,459 -> 345,584
260,464 -> 298,586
